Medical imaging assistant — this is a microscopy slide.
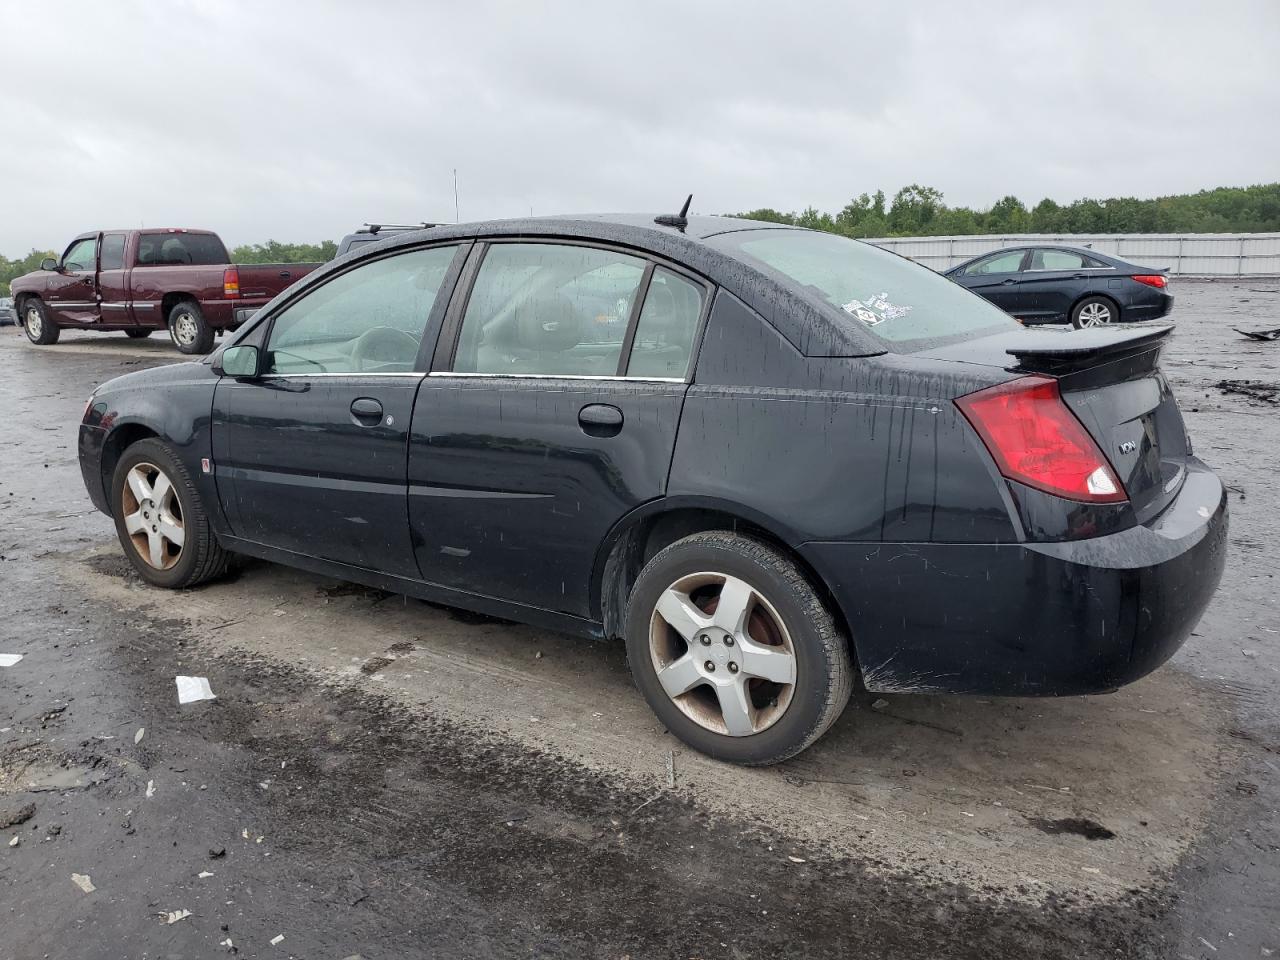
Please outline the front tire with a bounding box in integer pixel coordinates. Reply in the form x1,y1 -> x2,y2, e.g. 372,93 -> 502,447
1071,295 -> 1119,329
111,438 -> 230,588
22,300 -> 59,344
624,532 -> 853,765
168,301 -> 214,355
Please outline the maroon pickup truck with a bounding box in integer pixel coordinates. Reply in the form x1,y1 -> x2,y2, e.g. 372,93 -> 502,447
10,229 -> 321,354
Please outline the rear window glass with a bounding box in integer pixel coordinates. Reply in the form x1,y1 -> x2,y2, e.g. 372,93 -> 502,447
714,230 -> 1017,344
136,232 -> 227,267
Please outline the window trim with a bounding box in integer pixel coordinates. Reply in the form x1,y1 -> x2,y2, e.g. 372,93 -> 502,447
254,241 -> 470,377
431,236 -> 713,384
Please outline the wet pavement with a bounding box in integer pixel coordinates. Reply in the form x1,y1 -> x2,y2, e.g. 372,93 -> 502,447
1,284 -> 1278,959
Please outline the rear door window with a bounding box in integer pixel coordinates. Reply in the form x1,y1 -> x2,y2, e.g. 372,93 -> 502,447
1029,249 -> 1087,270
715,229 -> 1016,345
100,234 -> 126,270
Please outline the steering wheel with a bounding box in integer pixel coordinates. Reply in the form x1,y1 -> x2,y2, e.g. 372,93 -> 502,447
349,326 -> 421,372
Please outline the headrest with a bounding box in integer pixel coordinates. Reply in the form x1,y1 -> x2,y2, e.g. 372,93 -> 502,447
516,290 -> 581,353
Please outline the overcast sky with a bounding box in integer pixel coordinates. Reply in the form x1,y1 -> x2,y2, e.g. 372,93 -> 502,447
2,0 -> 1277,255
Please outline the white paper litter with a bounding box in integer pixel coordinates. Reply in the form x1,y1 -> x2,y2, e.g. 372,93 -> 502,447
198,870 -> 214,879
146,780 -> 156,799
8,836 -> 19,847
0,654 -> 23,667
163,909 -> 192,924
220,939 -> 234,948
71,873 -> 96,893
134,728 -> 145,744
176,676 -> 216,704
270,934 -> 285,946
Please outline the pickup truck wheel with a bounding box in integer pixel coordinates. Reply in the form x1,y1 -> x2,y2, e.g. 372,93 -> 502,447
22,300 -> 60,345
624,531 -> 854,765
111,438 -> 230,589
125,329 -> 153,339
168,301 -> 214,355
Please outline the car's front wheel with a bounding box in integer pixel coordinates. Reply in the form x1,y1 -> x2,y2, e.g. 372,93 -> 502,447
22,300 -> 59,345
111,438 -> 230,588
624,532 -> 853,765
1071,295 -> 1119,329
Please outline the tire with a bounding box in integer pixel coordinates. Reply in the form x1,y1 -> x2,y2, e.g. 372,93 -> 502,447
168,300 -> 214,355
22,299 -> 59,344
110,438 -> 231,589
125,329 -> 153,339
1071,295 -> 1119,329
624,532 -> 854,765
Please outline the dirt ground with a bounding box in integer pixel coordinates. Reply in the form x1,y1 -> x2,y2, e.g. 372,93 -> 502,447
1,282 -> 1278,959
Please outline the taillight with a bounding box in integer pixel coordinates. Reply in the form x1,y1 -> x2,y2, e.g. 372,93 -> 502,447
1131,274 -> 1167,288
223,267 -> 240,299
955,376 -> 1126,503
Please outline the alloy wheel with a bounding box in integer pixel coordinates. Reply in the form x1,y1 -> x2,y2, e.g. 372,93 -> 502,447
120,462 -> 185,570
1078,302 -> 1112,327
649,572 -> 797,736
26,306 -> 42,339
172,312 -> 198,346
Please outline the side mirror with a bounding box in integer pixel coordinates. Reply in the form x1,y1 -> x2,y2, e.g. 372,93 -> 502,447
218,344 -> 261,378
40,258 -> 59,271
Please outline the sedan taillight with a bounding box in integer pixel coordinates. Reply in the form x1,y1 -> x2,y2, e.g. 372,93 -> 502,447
956,376 -> 1127,504
1131,274 -> 1168,288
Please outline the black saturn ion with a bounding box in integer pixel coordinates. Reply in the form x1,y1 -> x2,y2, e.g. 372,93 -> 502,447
78,212 -> 1227,764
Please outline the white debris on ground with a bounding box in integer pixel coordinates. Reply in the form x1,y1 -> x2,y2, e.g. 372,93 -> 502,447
197,870 -> 214,879
145,780 -> 156,799
162,909 -> 192,924
270,934 -> 285,945
134,728 -> 145,744
70,874 -> 96,894
175,676 -> 216,704
8,836 -> 19,847
0,654 -> 23,667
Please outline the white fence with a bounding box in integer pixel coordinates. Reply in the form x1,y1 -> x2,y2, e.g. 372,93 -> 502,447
864,233 -> 1280,277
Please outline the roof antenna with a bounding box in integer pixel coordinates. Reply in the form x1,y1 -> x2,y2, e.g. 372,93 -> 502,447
654,194 -> 692,231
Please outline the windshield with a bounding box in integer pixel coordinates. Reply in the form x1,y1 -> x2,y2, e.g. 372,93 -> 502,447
713,229 -> 1017,346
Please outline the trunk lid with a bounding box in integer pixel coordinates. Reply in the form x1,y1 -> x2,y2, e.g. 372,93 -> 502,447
921,324 -> 1188,523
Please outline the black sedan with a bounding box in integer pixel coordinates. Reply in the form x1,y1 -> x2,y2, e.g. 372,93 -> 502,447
945,245 -> 1173,328
77,215 -> 1226,764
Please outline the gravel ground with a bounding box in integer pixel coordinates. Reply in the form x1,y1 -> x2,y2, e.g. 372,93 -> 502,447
1,282 -> 1277,959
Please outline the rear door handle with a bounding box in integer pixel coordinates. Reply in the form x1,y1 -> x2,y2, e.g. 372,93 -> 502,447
350,397 -> 383,425
578,403 -> 623,436
279,271 -> 292,278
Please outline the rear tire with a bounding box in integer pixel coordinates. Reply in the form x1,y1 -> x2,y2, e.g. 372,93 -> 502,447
624,532 -> 853,765
125,329 -> 153,339
111,438 -> 231,589
168,300 -> 214,355
22,299 -> 59,344
1071,295 -> 1119,329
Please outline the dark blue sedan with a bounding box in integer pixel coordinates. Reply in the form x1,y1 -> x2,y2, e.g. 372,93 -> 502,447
945,245 -> 1173,328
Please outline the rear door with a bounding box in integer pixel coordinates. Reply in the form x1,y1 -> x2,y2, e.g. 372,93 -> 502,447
45,234 -> 101,325
212,243 -> 465,576
954,249 -> 1029,313
95,232 -> 133,327
409,240 -> 708,616
1019,248 -> 1092,321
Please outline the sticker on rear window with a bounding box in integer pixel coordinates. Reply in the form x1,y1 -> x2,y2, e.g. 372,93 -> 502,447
842,292 -> 912,327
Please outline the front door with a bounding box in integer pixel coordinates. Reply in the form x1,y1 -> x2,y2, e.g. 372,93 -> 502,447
955,248 -> 1029,314
212,244 -> 464,577
409,241 -> 708,617
45,234 -> 101,325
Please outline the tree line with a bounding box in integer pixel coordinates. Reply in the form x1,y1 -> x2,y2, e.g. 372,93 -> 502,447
736,182 -> 1280,239
1,239 -> 338,296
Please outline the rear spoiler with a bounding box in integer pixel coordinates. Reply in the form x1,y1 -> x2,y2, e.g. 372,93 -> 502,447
1006,323 -> 1174,375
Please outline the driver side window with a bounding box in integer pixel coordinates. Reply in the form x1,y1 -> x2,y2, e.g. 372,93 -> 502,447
265,246 -> 457,375
62,237 -> 98,272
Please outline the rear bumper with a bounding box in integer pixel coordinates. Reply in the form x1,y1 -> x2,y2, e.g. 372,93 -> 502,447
801,457 -> 1227,696
1124,291 -> 1173,321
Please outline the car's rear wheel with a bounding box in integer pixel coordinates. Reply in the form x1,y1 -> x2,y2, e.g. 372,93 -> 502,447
125,329 -> 153,339
22,300 -> 59,344
624,532 -> 853,765
1071,295 -> 1119,329
111,438 -> 230,588
168,300 -> 214,355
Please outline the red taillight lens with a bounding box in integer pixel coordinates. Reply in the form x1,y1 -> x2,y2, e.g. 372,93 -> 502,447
223,267 -> 240,299
955,376 -> 1127,503
1131,274 -> 1167,288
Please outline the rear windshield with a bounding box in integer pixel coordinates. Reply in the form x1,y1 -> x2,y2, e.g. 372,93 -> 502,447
712,229 -> 1017,346
136,232 -> 228,267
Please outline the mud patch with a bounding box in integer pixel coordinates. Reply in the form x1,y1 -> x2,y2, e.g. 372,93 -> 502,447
1030,817 -> 1117,841
1215,379 -> 1280,404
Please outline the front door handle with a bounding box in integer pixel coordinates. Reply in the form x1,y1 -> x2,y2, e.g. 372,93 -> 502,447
579,403 -> 623,437
350,397 -> 383,425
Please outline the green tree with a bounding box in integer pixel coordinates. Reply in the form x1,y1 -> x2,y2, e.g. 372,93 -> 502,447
230,239 -> 337,264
